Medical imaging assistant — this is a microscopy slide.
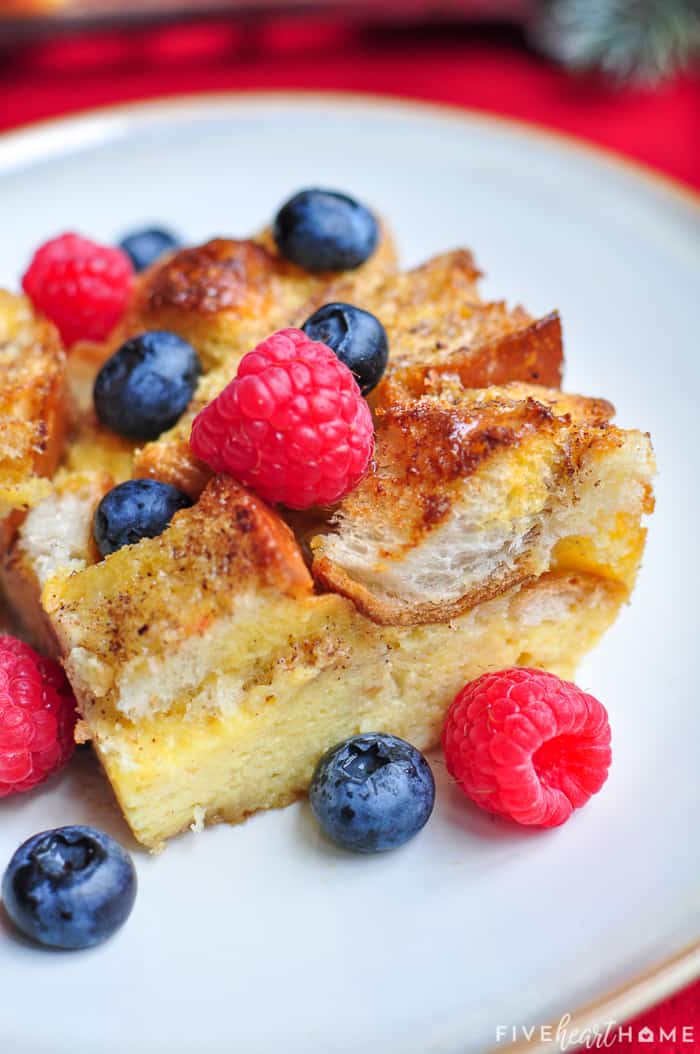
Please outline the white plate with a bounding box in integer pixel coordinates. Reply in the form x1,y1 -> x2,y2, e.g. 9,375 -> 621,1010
1,94 -> 699,1054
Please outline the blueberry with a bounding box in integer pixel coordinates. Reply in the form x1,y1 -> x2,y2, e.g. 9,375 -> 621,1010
273,189 -> 378,272
302,302 -> 389,396
94,478 -> 192,557
94,330 -> 201,441
119,227 -> 180,272
2,825 -> 136,949
309,733 -> 435,853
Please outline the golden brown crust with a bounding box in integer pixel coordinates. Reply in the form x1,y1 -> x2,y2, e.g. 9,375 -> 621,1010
374,312 -> 564,408
133,436 -> 213,500
194,477 -> 312,597
0,291 -> 69,525
145,239 -> 284,317
326,248 -> 481,321
324,250 -> 563,407
372,391 -> 559,487
360,383 -> 612,512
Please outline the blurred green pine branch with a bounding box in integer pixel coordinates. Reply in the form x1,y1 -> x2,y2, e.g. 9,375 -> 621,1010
532,0 -> 700,83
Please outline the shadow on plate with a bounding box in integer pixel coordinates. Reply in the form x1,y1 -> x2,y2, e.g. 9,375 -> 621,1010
0,747 -> 140,853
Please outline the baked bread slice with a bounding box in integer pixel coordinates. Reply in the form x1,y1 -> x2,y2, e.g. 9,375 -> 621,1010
0,290 -> 69,529
311,382 -> 654,625
47,475 -> 631,849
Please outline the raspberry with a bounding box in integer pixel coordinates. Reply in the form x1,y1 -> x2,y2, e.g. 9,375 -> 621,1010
22,233 -> 133,347
190,328 -> 374,509
441,668 -> 611,828
0,636 -> 77,797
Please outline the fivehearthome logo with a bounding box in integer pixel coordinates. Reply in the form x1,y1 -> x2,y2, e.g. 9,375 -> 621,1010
495,1014 -> 696,1050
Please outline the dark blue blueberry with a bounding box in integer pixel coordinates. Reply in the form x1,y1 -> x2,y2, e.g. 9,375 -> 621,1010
119,227 -> 180,272
94,478 -> 192,557
273,189 -> 378,272
94,330 -> 201,441
302,302 -> 389,396
2,825 -> 137,950
309,733 -> 435,853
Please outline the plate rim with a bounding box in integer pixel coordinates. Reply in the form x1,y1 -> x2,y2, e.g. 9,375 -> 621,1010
0,89 -> 697,1048
0,88 -> 698,214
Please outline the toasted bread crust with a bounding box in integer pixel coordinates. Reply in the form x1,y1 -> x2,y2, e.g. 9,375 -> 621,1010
374,312 -> 563,408
133,436 -> 212,500
325,248 -> 481,321
0,291 -> 69,524
312,554 -> 536,626
145,239 -> 285,316
318,249 -> 564,408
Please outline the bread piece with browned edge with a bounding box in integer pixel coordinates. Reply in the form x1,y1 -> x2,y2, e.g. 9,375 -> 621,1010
311,382 -> 654,625
342,250 -> 563,407
0,291 -> 69,533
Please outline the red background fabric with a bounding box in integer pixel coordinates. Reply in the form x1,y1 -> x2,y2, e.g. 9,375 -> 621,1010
0,17 -> 698,1049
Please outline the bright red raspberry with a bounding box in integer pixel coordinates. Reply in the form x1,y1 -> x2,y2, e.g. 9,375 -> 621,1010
22,233 -> 133,347
442,667 -> 611,828
190,328 -> 374,509
0,636 -> 77,798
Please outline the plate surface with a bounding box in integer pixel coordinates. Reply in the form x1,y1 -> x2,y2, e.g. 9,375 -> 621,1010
0,94 -> 698,1054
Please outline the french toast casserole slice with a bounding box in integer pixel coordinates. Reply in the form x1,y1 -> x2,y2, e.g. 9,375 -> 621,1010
0,228 -> 654,849
43,385 -> 652,850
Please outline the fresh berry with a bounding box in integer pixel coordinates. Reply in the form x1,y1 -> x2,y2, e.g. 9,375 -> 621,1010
2,825 -> 137,949
119,227 -> 180,272
22,233 -> 133,347
190,328 -> 374,510
301,302 -> 389,396
309,733 -> 435,853
442,668 -> 612,828
94,330 -> 201,441
93,478 -> 192,557
0,636 -> 76,797
273,189 -> 378,272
